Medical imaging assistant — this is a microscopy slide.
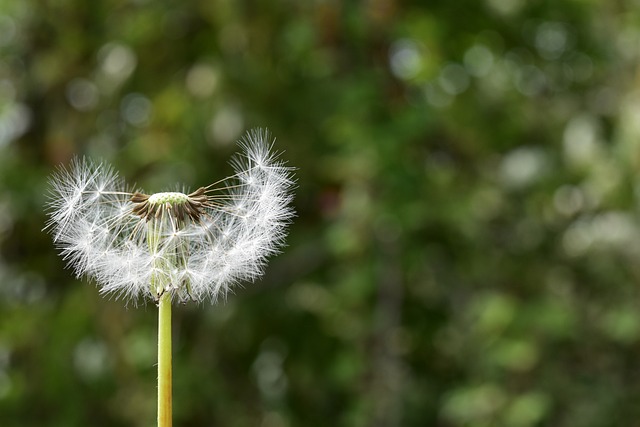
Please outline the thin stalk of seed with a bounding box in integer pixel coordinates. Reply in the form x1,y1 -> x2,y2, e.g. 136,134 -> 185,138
157,292 -> 172,427
148,214 -> 173,427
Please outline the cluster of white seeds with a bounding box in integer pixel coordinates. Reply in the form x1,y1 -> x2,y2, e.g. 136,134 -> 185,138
45,129 -> 295,304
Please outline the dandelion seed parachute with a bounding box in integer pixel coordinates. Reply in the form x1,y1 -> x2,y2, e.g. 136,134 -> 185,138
45,129 -> 295,304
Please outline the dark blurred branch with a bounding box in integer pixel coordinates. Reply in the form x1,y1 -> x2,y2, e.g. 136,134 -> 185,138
368,236 -> 404,427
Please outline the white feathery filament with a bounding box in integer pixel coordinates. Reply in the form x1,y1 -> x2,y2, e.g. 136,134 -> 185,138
44,129 -> 295,304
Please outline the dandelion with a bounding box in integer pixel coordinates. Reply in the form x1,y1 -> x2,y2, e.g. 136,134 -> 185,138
45,128 -> 294,426
46,128 -> 294,303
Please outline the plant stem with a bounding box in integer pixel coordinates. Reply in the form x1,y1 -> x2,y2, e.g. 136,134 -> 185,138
158,292 -> 172,427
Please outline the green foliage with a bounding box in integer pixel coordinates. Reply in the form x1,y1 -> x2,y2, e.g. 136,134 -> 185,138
0,0 -> 639,426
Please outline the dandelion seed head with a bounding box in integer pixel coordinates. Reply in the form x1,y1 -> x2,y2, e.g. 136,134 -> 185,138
45,128 -> 295,305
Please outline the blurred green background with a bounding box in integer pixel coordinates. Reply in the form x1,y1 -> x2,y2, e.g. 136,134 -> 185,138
0,0 -> 638,426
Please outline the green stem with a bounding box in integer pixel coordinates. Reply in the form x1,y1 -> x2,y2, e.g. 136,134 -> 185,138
158,292 -> 172,427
